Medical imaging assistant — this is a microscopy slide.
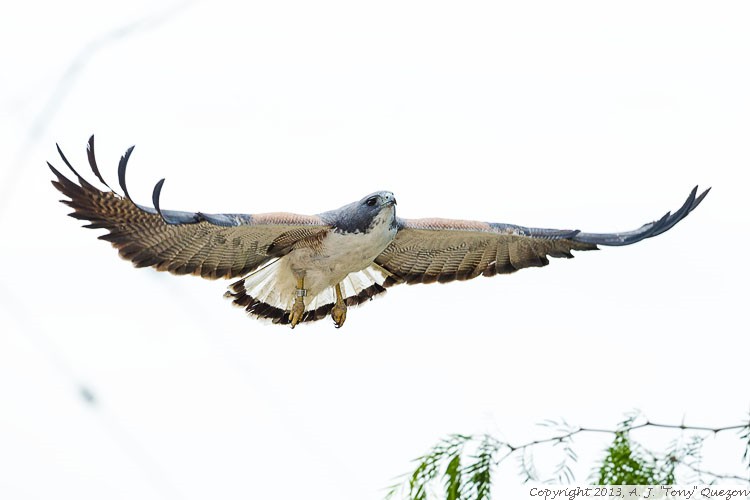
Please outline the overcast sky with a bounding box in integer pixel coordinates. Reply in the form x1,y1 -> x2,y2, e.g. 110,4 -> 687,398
1,1 -> 749,499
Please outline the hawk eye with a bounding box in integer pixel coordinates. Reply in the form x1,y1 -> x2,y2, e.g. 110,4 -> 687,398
366,196 -> 378,207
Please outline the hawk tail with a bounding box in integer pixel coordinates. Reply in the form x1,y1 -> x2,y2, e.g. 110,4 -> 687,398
225,262 -> 389,325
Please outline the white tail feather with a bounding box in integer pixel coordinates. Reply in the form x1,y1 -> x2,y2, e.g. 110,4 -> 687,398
232,261 -> 389,313
238,259 -> 289,309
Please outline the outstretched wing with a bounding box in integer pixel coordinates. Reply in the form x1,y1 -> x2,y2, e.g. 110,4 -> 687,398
50,136 -> 330,280
375,187 -> 709,285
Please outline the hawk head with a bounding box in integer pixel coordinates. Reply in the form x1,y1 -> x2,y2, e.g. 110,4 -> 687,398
322,191 -> 397,234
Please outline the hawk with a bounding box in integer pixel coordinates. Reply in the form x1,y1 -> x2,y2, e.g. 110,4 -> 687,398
49,136 -> 709,328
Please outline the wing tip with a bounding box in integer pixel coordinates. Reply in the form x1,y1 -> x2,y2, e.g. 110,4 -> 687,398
85,134 -> 114,191
55,141 -> 87,182
47,160 -> 63,179
117,144 -> 136,201
573,185 -> 709,247
693,186 -> 711,210
151,177 -> 175,225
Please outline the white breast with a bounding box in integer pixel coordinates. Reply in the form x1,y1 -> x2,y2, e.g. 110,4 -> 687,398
237,206 -> 398,312
291,207 -> 398,295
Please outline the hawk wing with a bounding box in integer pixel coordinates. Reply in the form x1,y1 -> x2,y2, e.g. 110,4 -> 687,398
50,136 -> 330,280
375,187 -> 709,285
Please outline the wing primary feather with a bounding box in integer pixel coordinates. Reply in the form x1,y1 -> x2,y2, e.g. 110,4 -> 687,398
117,145 -> 136,203
151,178 -> 171,224
647,188 -> 696,236
86,135 -> 113,191
691,187 -> 711,210
117,145 -> 199,221
151,179 -> 205,224
150,178 -> 198,225
572,186 -> 709,246
652,186 -> 711,236
47,162 -> 70,187
55,143 -> 87,182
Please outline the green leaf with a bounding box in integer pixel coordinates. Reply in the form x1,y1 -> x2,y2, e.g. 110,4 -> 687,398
444,454 -> 461,500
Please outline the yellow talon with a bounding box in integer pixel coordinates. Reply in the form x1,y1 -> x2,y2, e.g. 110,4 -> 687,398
290,276 -> 306,328
331,283 -> 347,328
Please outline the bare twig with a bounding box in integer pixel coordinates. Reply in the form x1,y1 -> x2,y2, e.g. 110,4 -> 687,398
682,462 -> 750,483
388,416 -> 750,500
505,421 -> 748,454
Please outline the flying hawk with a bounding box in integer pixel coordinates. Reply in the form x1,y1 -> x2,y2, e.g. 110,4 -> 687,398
49,136 -> 709,328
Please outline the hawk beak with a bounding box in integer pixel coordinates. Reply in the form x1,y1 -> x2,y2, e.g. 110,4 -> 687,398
380,192 -> 397,208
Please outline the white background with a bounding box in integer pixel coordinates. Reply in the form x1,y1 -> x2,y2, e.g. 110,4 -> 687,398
1,1 -> 748,499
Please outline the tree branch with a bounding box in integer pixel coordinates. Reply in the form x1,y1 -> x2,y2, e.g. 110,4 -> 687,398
387,414 -> 750,500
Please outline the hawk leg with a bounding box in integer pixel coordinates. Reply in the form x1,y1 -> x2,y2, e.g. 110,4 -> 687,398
290,276 -> 306,328
331,283 -> 347,328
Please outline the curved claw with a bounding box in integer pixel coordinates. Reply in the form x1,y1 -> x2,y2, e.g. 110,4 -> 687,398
289,298 -> 305,329
331,302 -> 347,328
331,283 -> 347,328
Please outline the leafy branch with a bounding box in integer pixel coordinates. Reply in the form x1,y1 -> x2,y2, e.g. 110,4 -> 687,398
386,412 -> 750,500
